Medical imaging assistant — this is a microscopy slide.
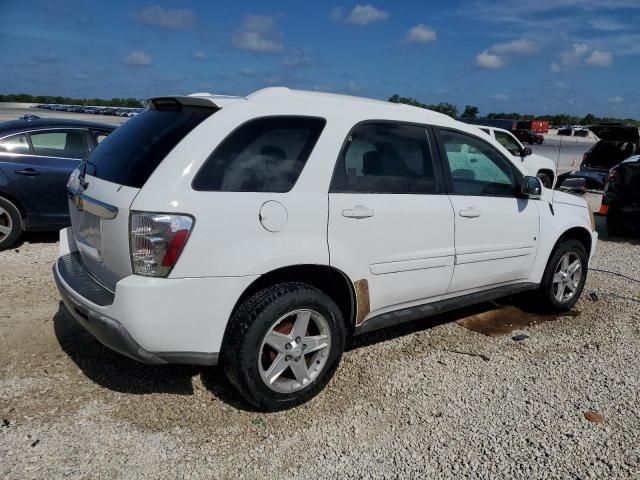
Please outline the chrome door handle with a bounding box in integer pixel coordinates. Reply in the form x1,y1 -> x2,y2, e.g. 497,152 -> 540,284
342,206 -> 375,219
459,207 -> 481,218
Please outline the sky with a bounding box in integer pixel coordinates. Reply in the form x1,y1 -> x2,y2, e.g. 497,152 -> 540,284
1,0 -> 640,117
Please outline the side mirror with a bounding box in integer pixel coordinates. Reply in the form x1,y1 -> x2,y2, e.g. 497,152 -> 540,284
521,175 -> 543,198
521,147 -> 532,157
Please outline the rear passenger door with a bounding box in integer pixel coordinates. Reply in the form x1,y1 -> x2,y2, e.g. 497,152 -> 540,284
5,130 -> 89,226
328,122 -> 455,325
435,128 -> 540,293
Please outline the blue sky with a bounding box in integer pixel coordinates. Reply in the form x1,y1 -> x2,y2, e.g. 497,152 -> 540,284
2,0 -> 639,117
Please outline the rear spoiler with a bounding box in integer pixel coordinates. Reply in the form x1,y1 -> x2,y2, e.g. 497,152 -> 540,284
146,94 -> 245,111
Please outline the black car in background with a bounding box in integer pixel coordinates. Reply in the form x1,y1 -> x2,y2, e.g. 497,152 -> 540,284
603,155 -> 640,235
581,123 -> 639,175
514,128 -> 544,144
558,127 -> 573,136
0,118 -> 116,250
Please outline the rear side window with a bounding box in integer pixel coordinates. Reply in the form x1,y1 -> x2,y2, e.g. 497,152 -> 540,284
193,116 -> 325,192
0,134 -> 30,154
330,122 -> 436,194
85,107 -> 214,188
30,130 -> 88,159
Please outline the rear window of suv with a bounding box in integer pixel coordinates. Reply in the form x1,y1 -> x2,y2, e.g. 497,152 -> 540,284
192,116 -> 326,192
85,106 -> 214,188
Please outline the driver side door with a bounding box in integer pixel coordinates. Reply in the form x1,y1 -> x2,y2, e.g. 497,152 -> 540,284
435,128 -> 540,294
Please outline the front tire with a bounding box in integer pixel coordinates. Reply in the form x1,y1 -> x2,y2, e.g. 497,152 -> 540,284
0,197 -> 22,251
534,239 -> 588,312
222,282 -> 345,411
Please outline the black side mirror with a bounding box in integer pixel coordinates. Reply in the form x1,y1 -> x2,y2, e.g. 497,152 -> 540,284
521,175 -> 543,198
521,147 -> 532,157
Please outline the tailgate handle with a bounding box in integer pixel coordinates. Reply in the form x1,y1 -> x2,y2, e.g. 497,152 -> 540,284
67,187 -> 118,220
459,207 -> 481,218
15,168 -> 41,177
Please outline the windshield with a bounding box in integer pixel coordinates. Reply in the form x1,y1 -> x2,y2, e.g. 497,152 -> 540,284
84,106 -> 214,188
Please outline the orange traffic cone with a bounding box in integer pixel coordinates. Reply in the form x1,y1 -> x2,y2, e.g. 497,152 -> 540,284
598,200 -> 608,215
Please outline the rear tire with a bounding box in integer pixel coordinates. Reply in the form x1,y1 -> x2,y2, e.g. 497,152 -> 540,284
222,282 -> 345,411
0,197 -> 22,251
534,239 -> 588,312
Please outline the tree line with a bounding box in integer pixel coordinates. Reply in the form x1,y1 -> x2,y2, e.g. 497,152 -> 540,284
0,93 -> 143,108
388,94 -> 639,127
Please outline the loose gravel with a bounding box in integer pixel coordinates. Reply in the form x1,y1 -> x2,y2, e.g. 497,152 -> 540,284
1,195 -> 639,479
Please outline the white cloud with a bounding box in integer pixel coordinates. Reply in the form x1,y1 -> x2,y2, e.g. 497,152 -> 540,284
608,96 -> 624,104
282,50 -> 312,68
551,43 -> 590,71
475,38 -> 537,69
492,93 -> 509,101
488,39 -> 538,56
193,51 -> 207,60
551,44 -> 613,71
404,24 -> 436,44
332,4 -> 389,26
124,51 -> 152,66
476,50 -> 504,69
239,68 -> 256,77
232,15 -> 283,53
590,18 -> 627,31
135,5 -> 195,30
585,49 -> 613,67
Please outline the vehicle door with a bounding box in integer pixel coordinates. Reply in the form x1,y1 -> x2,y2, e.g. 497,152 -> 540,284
435,128 -> 540,293
328,122 -> 455,325
2,129 -> 90,226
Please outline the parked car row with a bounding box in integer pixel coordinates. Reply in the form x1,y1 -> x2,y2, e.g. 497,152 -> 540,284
34,104 -> 143,117
558,126 -> 589,137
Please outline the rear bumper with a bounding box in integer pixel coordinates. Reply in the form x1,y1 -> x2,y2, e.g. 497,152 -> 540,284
54,254 -> 168,365
54,228 -> 259,365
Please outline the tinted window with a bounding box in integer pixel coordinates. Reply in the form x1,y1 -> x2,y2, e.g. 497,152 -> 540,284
331,123 -> 435,194
193,116 -> 325,192
86,106 -> 213,188
30,130 -> 88,159
494,131 -> 521,155
439,129 -> 518,196
0,134 -> 30,154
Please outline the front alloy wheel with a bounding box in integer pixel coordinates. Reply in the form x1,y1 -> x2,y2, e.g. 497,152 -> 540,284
552,252 -> 582,303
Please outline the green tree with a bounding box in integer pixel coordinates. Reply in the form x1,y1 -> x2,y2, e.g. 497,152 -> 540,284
461,105 -> 479,118
580,113 -> 596,125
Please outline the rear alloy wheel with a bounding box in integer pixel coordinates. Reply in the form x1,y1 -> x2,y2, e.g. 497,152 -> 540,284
0,198 -> 22,251
535,239 -> 588,312
222,282 -> 345,411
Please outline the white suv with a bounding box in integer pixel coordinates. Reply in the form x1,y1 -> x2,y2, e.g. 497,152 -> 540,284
477,126 -> 557,188
55,88 -> 597,410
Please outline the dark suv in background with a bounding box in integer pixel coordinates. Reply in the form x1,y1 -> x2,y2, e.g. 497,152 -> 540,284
581,123 -> 639,175
514,129 -> 544,145
0,118 -> 115,250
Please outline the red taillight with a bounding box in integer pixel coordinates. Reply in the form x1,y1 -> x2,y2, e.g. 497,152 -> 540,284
608,168 -> 618,182
130,213 -> 194,277
161,229 -> 190,267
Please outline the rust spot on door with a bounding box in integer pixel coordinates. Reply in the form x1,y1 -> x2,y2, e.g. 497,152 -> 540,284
354,279 -> 370,325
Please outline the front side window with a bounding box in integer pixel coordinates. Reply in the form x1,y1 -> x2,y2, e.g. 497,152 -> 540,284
193,116 -> 326,192
494,131 -> 521,155
29,130 -> 88,159
439,129 -> 518,197
330,122 -> 436,194
0,134 -> 30,154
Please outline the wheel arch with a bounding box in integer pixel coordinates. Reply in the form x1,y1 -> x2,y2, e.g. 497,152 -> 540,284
225,264 -> 357,339
554,226 -> 592,256
0,189 -> 26,219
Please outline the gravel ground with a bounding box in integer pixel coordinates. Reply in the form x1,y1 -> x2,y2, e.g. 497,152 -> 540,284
1,194 -> 639,479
